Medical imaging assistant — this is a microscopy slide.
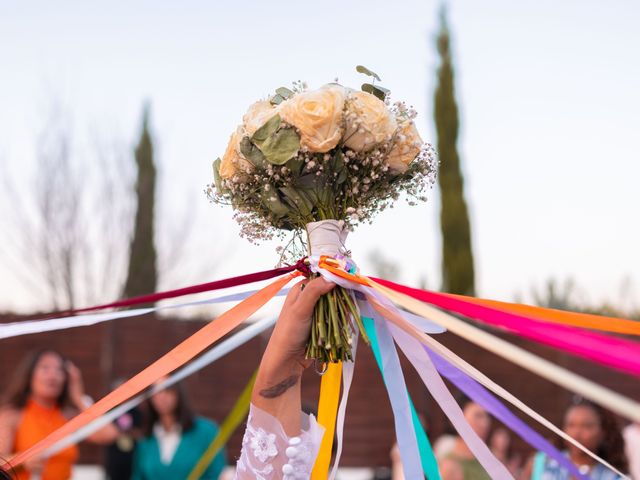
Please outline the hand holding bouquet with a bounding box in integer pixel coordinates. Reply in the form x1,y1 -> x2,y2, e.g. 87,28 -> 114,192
207,67 -> 436,364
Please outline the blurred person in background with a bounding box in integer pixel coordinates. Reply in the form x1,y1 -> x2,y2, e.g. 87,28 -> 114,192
104,379 -> 143,480
490,427 -> 521,477
622,421 -> 640,480
521,397 -> 628,479
0,349 -> 118,479
131,381 -> 226,480
439,396 -> 492,480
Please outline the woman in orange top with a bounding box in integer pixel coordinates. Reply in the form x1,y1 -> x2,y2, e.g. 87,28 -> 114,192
0,350 -> 118,479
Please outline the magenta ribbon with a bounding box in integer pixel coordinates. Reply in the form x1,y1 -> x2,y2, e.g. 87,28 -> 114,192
373,278 -> 640,378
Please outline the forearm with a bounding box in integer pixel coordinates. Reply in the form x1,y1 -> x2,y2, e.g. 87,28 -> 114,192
251,336 -> 305,436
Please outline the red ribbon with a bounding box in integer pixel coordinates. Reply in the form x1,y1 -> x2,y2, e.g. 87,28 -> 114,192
43,261 -> 308,318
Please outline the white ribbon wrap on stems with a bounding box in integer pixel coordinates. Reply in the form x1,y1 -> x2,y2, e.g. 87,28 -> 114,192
306,220 -> 348,257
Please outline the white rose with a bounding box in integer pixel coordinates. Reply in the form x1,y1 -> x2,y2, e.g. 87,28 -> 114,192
344,91 -> 397,152
387,121 -> 423,174
243,101 -> 278,137
278,84 -> 346,153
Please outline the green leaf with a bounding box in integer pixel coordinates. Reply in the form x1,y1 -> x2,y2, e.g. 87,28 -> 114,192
361,83 -> 390,101
261,185 -> 290,218
212,158 -> 223,192
336,168 -> 348,184
332,150 -> 345,172
252,115 -> 281,143
286,156 -> 304,176
251,115 -> 300,165
279,186 -> 313,216
275,87 -> 294,99
356,65 -> 381,82
239,136 -> 268,169
270,94 -> 285,105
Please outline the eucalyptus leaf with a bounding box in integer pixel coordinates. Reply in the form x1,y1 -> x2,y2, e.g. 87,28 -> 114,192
332,150 -> 345,172
336,168 -> 348,184
212,158 -> 223,192
275,87 -> 294,99
239,136 -> 268,169
254,127 -> 300,165
361,83 -> 390,101
270,94 -> 285,105
356,65 -> 381,82
261,185 -> 290,218
279,186 -> 313,216
286,156 -> 304,176
252,115 -> 281,143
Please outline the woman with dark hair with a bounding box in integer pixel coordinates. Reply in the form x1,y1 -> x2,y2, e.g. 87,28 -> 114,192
131,382 -> 226,479
0,349 -> 118,479
439,396 -> 492,480
522,397 -> 628,479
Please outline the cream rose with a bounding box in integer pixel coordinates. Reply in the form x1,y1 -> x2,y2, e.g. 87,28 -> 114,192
219,127 -> 254,179
243,100 -> 278,137
387,121 -> 423,174
278,85 -> 345,153
344,91 -> 397,152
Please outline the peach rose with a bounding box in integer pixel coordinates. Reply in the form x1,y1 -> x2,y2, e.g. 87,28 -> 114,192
219,127 -> 255,179
278,84 -> 345,153
387,121 -> 423,174
344,91 -> 397,152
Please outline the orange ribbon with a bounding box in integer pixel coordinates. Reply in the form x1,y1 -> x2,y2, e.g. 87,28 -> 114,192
6,273 -> 296,470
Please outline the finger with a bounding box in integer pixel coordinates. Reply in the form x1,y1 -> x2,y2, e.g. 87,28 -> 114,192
282,279 -> 308,308
296,277 -> 335,310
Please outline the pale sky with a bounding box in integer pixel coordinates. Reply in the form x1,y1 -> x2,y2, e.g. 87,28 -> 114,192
1,0 -> 639,313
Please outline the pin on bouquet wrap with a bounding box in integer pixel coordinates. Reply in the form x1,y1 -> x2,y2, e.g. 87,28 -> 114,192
207,66 -> 437,364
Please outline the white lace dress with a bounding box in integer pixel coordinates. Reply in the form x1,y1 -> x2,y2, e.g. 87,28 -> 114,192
235,404 -> 325,479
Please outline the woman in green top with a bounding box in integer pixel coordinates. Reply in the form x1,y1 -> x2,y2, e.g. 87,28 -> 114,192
439,396 -> 492,480
132,382 -> 226,479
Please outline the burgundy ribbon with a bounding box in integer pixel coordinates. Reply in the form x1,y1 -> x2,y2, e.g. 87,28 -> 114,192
42,260 -> 309,318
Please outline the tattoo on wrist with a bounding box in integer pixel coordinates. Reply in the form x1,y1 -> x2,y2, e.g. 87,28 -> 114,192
259,374 -> 300,399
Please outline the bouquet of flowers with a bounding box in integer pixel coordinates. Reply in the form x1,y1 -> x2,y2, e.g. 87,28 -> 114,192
207,67 -> 436,364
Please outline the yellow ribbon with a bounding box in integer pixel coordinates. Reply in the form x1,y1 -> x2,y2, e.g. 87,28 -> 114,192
187,369 -> 258,480
311,361 -> 342,479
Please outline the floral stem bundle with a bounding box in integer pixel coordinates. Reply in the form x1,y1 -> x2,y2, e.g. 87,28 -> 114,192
208,67 -> 436,363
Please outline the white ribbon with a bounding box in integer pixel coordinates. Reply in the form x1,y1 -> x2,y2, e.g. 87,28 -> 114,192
306,220 -> 348,257
44,315 -> 277,457
0,289 -> 288,340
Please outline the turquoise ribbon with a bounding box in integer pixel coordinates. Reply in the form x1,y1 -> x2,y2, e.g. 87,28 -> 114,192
363,316 -> 441,479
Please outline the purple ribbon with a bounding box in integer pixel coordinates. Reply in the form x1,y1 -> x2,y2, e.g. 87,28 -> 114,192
427,346 -> 589,479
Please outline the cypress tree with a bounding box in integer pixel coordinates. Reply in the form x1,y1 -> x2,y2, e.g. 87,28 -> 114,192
123,104 -> 158,300
434,7 -> 476,295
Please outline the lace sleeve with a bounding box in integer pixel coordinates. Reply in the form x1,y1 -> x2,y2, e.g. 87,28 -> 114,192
235,404 -> 325,480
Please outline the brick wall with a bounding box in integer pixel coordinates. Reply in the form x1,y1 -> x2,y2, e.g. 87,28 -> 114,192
1,312 -> 638,468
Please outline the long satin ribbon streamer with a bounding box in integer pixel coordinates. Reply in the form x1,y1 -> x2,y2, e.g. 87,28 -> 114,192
314,265 -> 443,478
187,369 -> 258,480
309,264 -> 441,478
362,311 -> 425,479
365,299 -> 512,480
365,287 -> 629,479
6,273 -> 295,469
39,264 -> 301,318
372,277 -> 640,337
370,279 -> 640,423
0,289 -> 288,340
374,279 -> 640,377
311,362 -> 342,480
304,262 -> 629,474
329,319 -> 358,480
426,347 -> 588,479
362,315 -> 441,479
43,315 -> 278,457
